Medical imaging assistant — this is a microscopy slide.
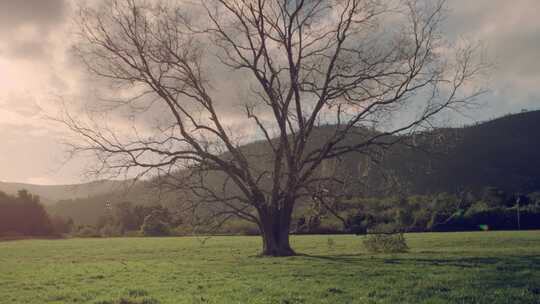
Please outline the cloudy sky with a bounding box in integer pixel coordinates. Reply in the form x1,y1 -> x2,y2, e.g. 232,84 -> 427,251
0,0 -> 539,185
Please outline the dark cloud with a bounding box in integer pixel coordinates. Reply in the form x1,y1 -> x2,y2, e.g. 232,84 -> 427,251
0,0 -> 67,30
0,0 -> 69,61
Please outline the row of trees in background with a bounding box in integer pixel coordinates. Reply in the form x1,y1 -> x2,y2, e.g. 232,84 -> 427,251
3,186 -> 539,239
0,190 -> 73,238
0,188 -> 183,239
0,188 -> 225,239
298,188 -> 540,235
86,186 -> 540,237
77,202 -> 182,237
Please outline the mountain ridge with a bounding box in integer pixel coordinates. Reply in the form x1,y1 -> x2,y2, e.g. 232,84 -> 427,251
2,110 -> 540,224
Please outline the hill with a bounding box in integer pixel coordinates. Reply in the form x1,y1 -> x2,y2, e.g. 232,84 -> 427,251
384,110 -> 540,195
6,110 -> 540,225
227,109 -> 540,197
47,181 -> 181,225
0,180 -> 131,205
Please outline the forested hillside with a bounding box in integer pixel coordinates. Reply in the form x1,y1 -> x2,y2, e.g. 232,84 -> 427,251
14,110 -> 540,228
383,110 -> 540,195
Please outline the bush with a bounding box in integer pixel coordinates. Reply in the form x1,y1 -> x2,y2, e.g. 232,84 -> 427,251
220,220 -> 259,235
464,201 -> 490,217
50,216 -> 74,235
0,190 -> 54,236
75,226 -> 101,238
345,212 -> 376,234
316,220 -> 344,234
434,205 -> 540,231
0,231 -> 25,239
140,211 -> 171,237
367,222 -> 401,234
432,210 -> 469,232
123,230 -> 143,237
169,224 -> 192,236
100,224 -> 123,237
363,233 -> 408,254
465,207 -> 515,230
519,205 -> 540,229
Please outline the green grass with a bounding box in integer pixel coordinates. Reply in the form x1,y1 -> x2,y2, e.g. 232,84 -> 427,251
1,231 -> 540,304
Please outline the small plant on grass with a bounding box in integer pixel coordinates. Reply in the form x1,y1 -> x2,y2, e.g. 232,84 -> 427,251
327,237 -> 335,251
363,233 -> 409,254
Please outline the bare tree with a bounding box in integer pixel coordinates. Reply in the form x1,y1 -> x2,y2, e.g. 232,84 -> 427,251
64,0 -> 487,256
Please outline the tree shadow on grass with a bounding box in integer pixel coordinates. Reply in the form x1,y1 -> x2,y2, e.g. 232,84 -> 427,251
295,253 -> 540,303
381,255 -> 540,271
296,253 -> 540,269
294,253 -> 366,264
382,256 -> 510,268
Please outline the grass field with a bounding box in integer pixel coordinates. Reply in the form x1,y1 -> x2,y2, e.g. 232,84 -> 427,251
1,231 -> 540,304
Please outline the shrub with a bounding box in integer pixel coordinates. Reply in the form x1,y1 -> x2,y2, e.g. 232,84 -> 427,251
464,201 -> 490,217
308,218 -> 343,234
520,206 -> 540,229
345,213 -> 375,235
465,207 -> 515,230
432,210 -> 469,232
76,226 -> 101,238
0,231 -> 25,239
169,224 -> 192,236
123,230 -> 143,237
220,220 -> 259,235
140,211 -> 171,237
433,205 -> 540,231
100,224 -> 123,237
363,233 -> 408,254
368,222 -> 401,234
327,237 -> 336,250
0,190 -> 54,236
50,216 -> 74,235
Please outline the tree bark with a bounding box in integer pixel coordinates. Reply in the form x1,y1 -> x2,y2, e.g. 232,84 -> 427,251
258,205 -> 295,257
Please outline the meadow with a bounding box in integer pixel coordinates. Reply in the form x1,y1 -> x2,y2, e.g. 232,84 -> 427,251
1,231 -> 540,304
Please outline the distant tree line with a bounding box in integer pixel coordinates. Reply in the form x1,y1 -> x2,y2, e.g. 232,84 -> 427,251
294,187 -> 540,235
4,187 -> 539,239
75,201 -> 183,237
0,190 -> 73,238
59,186 -> 540,237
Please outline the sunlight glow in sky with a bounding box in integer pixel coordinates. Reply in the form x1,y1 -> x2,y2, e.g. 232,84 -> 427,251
0,0 -> 539,185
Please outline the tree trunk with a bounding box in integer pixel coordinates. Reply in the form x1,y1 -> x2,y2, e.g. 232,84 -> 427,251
258,205 -> 295,257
